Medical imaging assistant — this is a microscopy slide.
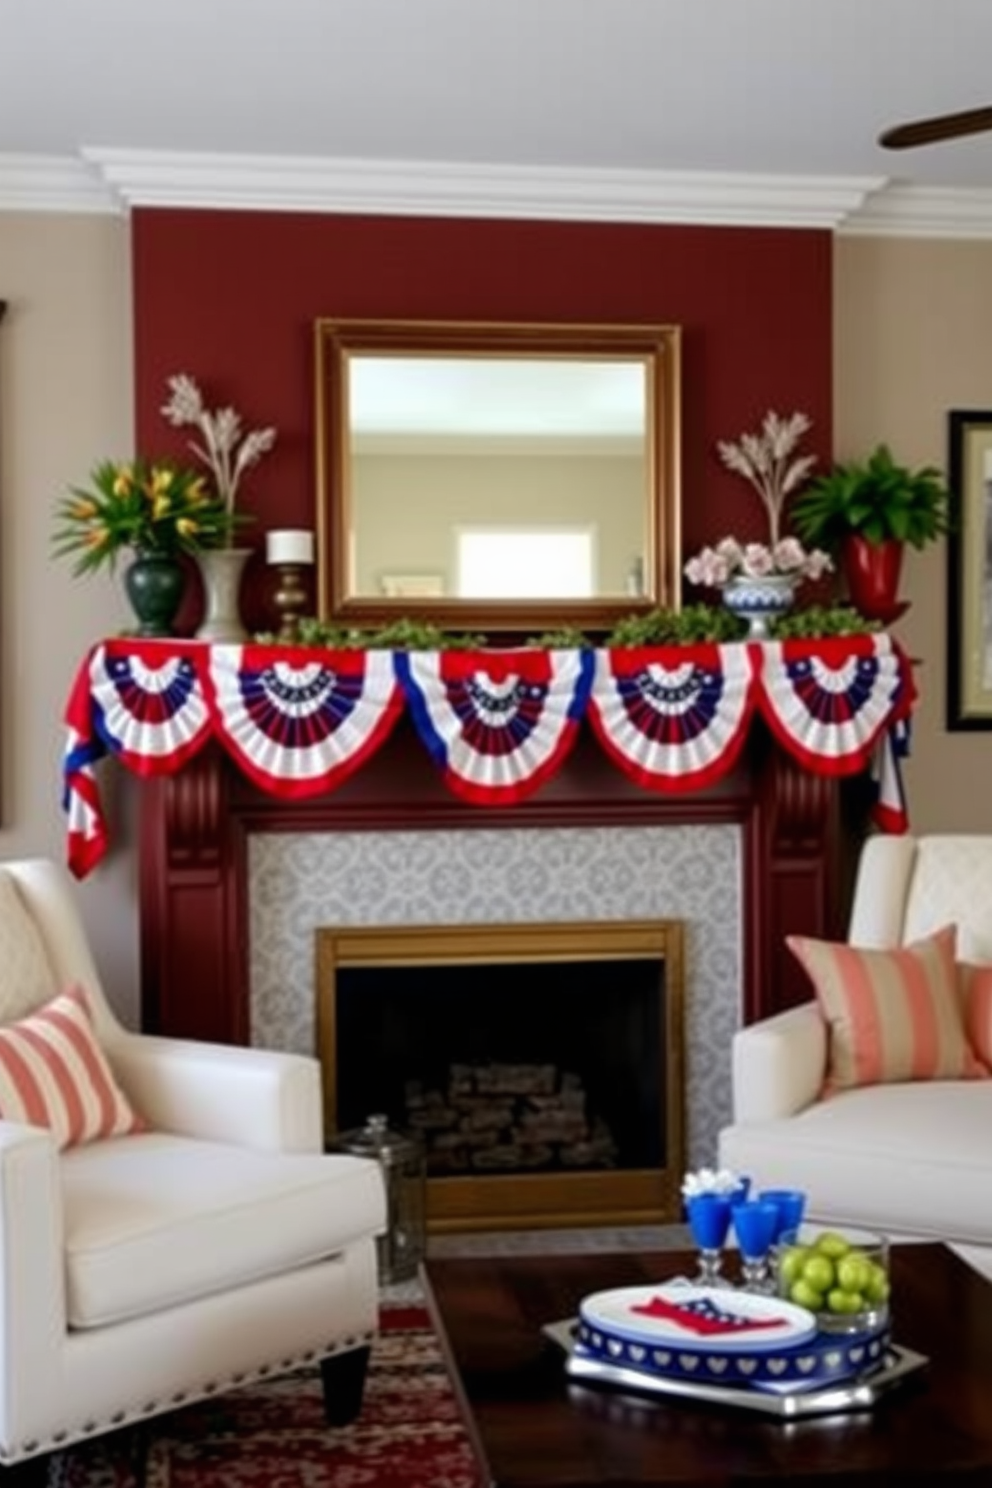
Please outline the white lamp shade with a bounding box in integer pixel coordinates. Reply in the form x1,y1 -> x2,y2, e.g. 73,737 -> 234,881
267,529 -> 315,565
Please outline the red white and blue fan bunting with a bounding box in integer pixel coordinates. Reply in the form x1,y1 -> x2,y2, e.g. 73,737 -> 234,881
206,645 -> 404,796
587,644 -> 758,791
83,642 -> 211,775
396,649 -> 593,804
59,637 -> 919,878
756,634 -> 916,775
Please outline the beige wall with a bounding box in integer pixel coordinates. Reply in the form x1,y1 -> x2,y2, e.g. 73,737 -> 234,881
834,236 -> 992,833
0,214 -> 141,1025
1,218 -> 991,1036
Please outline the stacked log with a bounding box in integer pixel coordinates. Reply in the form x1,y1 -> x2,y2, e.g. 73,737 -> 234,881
404,1061 -> 618,1175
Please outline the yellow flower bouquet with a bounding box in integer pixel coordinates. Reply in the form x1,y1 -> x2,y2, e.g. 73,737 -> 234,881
52,458 -> 233,575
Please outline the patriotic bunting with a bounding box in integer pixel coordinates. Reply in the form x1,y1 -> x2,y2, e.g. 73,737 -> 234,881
84,641 -> 212,774
587,644 -> 758,792
205,645 -> 404,796
755,634 -> 916,775
396,649 -> 594,804
61,637 -> 917,877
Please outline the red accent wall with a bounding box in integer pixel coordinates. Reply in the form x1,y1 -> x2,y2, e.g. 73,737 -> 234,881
131,210 -> 832,627
129,212 -> 843,1047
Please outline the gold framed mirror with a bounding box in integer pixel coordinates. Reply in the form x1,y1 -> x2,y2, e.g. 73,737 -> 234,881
314,318 -> 682,634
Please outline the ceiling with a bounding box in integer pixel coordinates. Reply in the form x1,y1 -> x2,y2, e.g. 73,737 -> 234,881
6,0 -> 992,229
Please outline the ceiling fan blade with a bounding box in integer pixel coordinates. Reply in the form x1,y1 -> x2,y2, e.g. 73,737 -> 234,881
879,105 -> 992,150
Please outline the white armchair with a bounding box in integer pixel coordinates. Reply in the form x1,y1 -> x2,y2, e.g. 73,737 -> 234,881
0,859 -> 386,1467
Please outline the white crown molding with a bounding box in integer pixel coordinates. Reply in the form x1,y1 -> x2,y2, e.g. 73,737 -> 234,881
81,149 -> 883,228
0,145 -> 887,230
0,153 -> 117,213
4,149 -> 992,237
839,184 -> 992,239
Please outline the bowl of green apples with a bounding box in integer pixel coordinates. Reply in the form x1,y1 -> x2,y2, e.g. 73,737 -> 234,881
777,1224 -> 891,1336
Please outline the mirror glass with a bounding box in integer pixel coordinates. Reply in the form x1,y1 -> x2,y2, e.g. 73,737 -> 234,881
315,320 -> 681,633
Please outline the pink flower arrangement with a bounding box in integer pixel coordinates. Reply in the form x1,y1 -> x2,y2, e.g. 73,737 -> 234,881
684,535 -> 832,589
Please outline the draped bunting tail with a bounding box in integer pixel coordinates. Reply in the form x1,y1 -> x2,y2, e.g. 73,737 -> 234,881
755,634 -> 916,776
62,651 -> 112,878
870,715 -> 911,834
587,644 -> 759,792
396,648 -> 594,805
62,746 -> 108,879
205,646 -> 404,797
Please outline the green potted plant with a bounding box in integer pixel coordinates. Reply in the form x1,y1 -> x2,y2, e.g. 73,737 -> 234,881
53,457 -> 233,636
789,443 -> 950,622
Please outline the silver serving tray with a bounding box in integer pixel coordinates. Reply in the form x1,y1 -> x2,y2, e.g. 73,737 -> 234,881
543,1319 -> 928,1419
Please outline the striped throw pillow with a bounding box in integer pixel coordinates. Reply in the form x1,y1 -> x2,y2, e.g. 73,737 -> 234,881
786,924 -> 990,1095
960,961 -> 992,1069
0,984 -> 145,1148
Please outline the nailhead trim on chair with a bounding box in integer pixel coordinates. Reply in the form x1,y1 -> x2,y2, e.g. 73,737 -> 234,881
1,1330 -> 376,1465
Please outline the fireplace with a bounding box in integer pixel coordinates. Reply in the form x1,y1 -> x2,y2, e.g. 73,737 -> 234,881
315,920 -> 685,1232
138,716 -> 863,1224
248,820 -> 740,1183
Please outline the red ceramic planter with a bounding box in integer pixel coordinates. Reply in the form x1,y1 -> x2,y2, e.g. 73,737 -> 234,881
841,535 -> 909,625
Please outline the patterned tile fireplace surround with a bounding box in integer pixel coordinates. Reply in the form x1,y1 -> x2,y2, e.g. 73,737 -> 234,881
139,716 -> 848,1232
247,823 -> 741,1175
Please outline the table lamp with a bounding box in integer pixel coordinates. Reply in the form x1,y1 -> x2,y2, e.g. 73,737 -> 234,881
266,529 -> 315,643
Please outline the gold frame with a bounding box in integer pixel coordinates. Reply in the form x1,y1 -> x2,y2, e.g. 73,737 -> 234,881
316,919 -> 685,1233
313,318 -> 682,634
948,409 -> 992,728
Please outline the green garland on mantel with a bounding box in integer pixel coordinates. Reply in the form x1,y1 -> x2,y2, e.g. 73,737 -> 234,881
253,603 -> 881,652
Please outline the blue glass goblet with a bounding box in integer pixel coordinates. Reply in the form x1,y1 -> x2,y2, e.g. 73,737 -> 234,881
732,1199 -> 780,1293
731,1174 -> 752,1205
759,1188 -> 807,1243
685,1194 -> 733,1287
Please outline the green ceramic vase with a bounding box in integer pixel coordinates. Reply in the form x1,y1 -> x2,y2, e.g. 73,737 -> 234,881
123,553 -> 187,638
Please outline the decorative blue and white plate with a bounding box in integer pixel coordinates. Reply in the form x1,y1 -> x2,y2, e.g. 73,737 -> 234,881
575,1283 -> 889,1393
580,1284 -> 817,1353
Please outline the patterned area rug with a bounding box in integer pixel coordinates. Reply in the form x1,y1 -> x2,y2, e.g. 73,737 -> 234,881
45,1307 -> 479,1488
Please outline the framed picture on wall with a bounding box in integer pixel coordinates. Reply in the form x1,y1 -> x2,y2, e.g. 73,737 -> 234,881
947,409 -> 992,729
0,302 -> 5,820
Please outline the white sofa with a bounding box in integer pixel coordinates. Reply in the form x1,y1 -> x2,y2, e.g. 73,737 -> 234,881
719,833 -> 992,1281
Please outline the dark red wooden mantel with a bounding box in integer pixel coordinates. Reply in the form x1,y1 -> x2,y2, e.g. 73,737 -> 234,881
138,714 -> 869,1045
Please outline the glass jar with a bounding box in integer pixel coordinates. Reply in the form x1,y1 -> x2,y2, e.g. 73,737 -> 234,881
777,1223 -> 891,1336
334,1113 -> 426,1284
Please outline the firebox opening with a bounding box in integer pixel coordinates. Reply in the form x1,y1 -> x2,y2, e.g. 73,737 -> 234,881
335,955 -> 665,1176
316,920 -> 686,1232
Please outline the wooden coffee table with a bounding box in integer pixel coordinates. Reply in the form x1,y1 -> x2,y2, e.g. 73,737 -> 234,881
423,1242 -> 992,1486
